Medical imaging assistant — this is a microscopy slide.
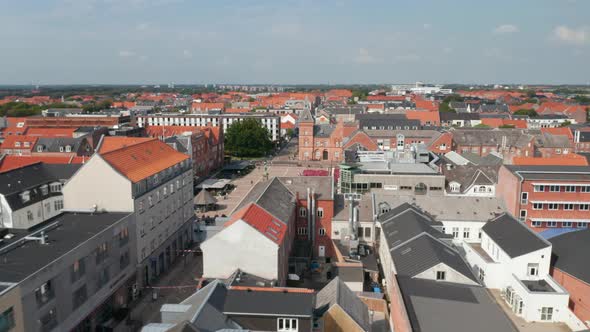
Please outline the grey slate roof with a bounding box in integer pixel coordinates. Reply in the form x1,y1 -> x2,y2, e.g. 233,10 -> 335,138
535,132 -> 572,148
298,109 -> 314,122
223,289 -> 314,317
460,152 -> 503,166
315,277 -> 370,331
233,177 -> 295,224
550,229 -> 590,284
356,114 -> 421,130
440,112 -> 480,121
482,214 -> 550,258
443,165 -> 500,193
165,136 -> 190,154
451,129 -> 533,148
314,124 -> 336,138
397,277 -> 518,332
391,233 -> 478,283
378,203 -> 446,249
33,136 -> 90,153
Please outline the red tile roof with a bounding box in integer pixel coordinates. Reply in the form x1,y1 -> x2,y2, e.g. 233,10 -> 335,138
0,135 -> 38,150
225,203 -> 287,245
541,127 -> 574,140
0,155 -> 85,173
25,127 -> 77,137
99,137 -> 189,183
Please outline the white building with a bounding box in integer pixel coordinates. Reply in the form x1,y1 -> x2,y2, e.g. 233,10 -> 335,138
0,163 -> 79,229
463,214 -> 584,328
136,112 -> 281,141
63,136 -> 195,287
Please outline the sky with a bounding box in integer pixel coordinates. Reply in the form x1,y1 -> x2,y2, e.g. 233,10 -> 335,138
0,0 -> 589,85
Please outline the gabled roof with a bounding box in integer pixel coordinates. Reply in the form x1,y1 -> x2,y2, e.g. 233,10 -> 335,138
233,177 -> 295,224
33,136 -> 89,153
378,203 -> 446,249
298,109 -> 314,123
482,214 -> 550,258
550,229 -> 590,284
315,277 -> 370,331
99,137 -> 189,183
392,233 -> 478,283
225,203 -> 287,245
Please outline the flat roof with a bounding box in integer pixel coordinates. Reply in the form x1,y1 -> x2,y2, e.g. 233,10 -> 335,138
373,193 -> 506,222
505,165 -> 590,181
196,178 -> 231,189
223,289 -> 314,317
0,212 -> 130,283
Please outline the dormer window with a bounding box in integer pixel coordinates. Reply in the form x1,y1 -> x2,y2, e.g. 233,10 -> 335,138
20,191 -> 31,203
40,185 -> 49,196
65,145 -> 72,152
50,183 -> 62,193
37,145 -> 44,152
24,142 -> 30,147
449,182 -> 461,193
14,142 -> 21,147
59,146 -> 64,152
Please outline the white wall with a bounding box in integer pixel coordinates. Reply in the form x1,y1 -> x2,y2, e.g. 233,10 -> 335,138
440,221 -> 486,244
413,262 -> 479,285
63,155 -> 134,212
202,220 -> 279,281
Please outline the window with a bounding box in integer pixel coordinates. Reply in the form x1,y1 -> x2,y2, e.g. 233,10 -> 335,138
71,258 -> 85,282
581,186 -> 590,193
65,145 -> 72,152
49,183 -> 62,192
0,307 -> 15,331
519,210 -> 527,222
548,203 -> 558,210
319,228 -> 326,236
297,227 -> 307,236
27,210 -> 34,221
541,307 -> 553,321
119,227 -> 129,246
578,222 -> 588,229
138,200 -> 144,213
357,227 -> 363,238
40,308 -> 57,331
527,263 -> 539,276
531,221 -> 542,227
163,186 -> 167,196
534,185 -> 545,192
580,204 -> 589,211
299,207 -> 307,217
562,222 -> 573,228
317,208 -> 324,218
72,285 -> 87,307
452,227 -> 459,238
54,200 -> 64,211
463,227 -> 470,239
35,281 -> 54,307
170,183 -> 174,194
96,242 -> 108,264
120,251 -> 130,269
148,195 -> 153,207
533,203 -> 543,210
277,318 -> 298,332
40,185 -> 49,196
521,192 -> 528,205
565,186 -> 576,192
547,221 -> 557,227
97,267 -> 110,289
549,185 -> 560,192
436,271 -> 446,281
564,204 -> 574,210
478,268 -> 485,282
365,227 -> 371,238
20,191 -> 30,203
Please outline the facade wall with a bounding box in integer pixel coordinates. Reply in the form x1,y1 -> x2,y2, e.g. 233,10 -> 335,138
322,305 -> 364,332
0,286 -> 25,332
63,156 -> 134,212
496,165 -> 521,216
353,174 -> 446,195
19,214 -> 135,332
413,262 -> 479,285
202,220 -> 279,282
10,196 -> 64,229
439,221 -> 486,244
228,315 -> 312,332
552,268 -> 590,328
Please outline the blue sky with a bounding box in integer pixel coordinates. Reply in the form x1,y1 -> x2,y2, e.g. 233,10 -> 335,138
0,0 -> 589,85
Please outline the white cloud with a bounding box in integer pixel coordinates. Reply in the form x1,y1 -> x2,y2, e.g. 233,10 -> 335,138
182,50 -> 192,58
423,23 -> 432,30
118,50 -> 135,57
552,25 -> 588,45
355,48 -> 377,64
493,24 -> 519,34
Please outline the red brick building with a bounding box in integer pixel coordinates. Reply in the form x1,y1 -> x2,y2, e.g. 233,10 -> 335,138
549,230 -> 590,329
497,165 -> 590,232
298,110 -> 356,162
451,129 -> 535,163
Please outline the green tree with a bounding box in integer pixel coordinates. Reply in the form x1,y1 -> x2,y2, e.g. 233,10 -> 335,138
286,128 -> 295,138
474,124 -> 490,128
559,121 -> 572,127
0,102 -> 43,117
82,99 -> 113,113
225,118 -> 273,157
513,109 -> 538,117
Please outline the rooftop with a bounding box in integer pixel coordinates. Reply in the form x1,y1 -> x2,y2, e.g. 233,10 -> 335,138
0,211 -> 130,283
482,214 -> 550,258
504,165 -> 590,181
550,229 -> 590,284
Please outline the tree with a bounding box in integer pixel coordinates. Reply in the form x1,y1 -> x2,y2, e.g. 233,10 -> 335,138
0,102 -> 43,117
82,99 -> 113,113
499,124 -> 515,129
513,109 -> 538,117
286,128 -> 295,138
559,121 -> 572,127
225,118 -> 273,157
474,124 -> 490,128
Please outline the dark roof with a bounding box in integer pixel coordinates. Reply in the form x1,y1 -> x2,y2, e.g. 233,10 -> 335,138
0,212 -> 131,283
443,165 -> 500,193
452,129 -> 533,148
0,163 -> 81,211
356,114 -> 421,130
482,214 -> 550,258
33,136 -> 90,153
378,203 -> 446,249
440,112 -> 480,121
223,289 -> 314,317
323,105 -> 365,115
233,177 -> 295,224
504,165 -> 590,181
392,233 -> 478,283
550,229 -> 590,284
460,152 -> 503,166
315,277 -> 370,330
164,136 -> 189,154
314,124 -> 336,138
397,277 -> 518,332
578,131 -> 590,143
298,110 -> 314,122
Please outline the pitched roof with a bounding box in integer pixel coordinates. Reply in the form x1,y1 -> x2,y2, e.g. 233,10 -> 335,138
0,155 -> 85,173
378,203 -> 446,249
225,203 -> 287,245
391,233 -> 478,283
397,277 -> 518,332
223,288 -> 314,317
98,136 -> 153,153
33,137 -> 89,153
315,277 -> 370,331
512,155 -> 589,166
298,110 -> 314,123
550,229 -> 590,284
233,177 -> 295,224
482,214 -> 550,258
99,137 -> 189,183
0,135 -> 38,150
